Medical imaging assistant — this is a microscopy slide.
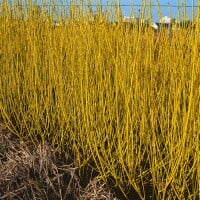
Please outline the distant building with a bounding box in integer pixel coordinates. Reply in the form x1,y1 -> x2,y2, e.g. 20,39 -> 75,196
122,16 -> 149,26
158,16 -> 175,29
122,16 -> 136,23
159,16 -> 173,24
151,16 -> 175,37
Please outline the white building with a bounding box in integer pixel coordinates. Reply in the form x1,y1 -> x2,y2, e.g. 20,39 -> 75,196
123,16 -> 148,24
159,16 -> 173,24
123,16 -> 136,23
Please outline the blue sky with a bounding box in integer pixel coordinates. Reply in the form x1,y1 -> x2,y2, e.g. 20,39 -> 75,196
29,0 -> 199,22
91,0 -> 199,22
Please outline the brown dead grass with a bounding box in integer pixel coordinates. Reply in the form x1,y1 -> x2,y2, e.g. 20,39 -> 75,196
0,124 -> 118,200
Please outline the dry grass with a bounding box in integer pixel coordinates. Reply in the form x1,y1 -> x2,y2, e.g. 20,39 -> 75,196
0,124 -> 118,200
